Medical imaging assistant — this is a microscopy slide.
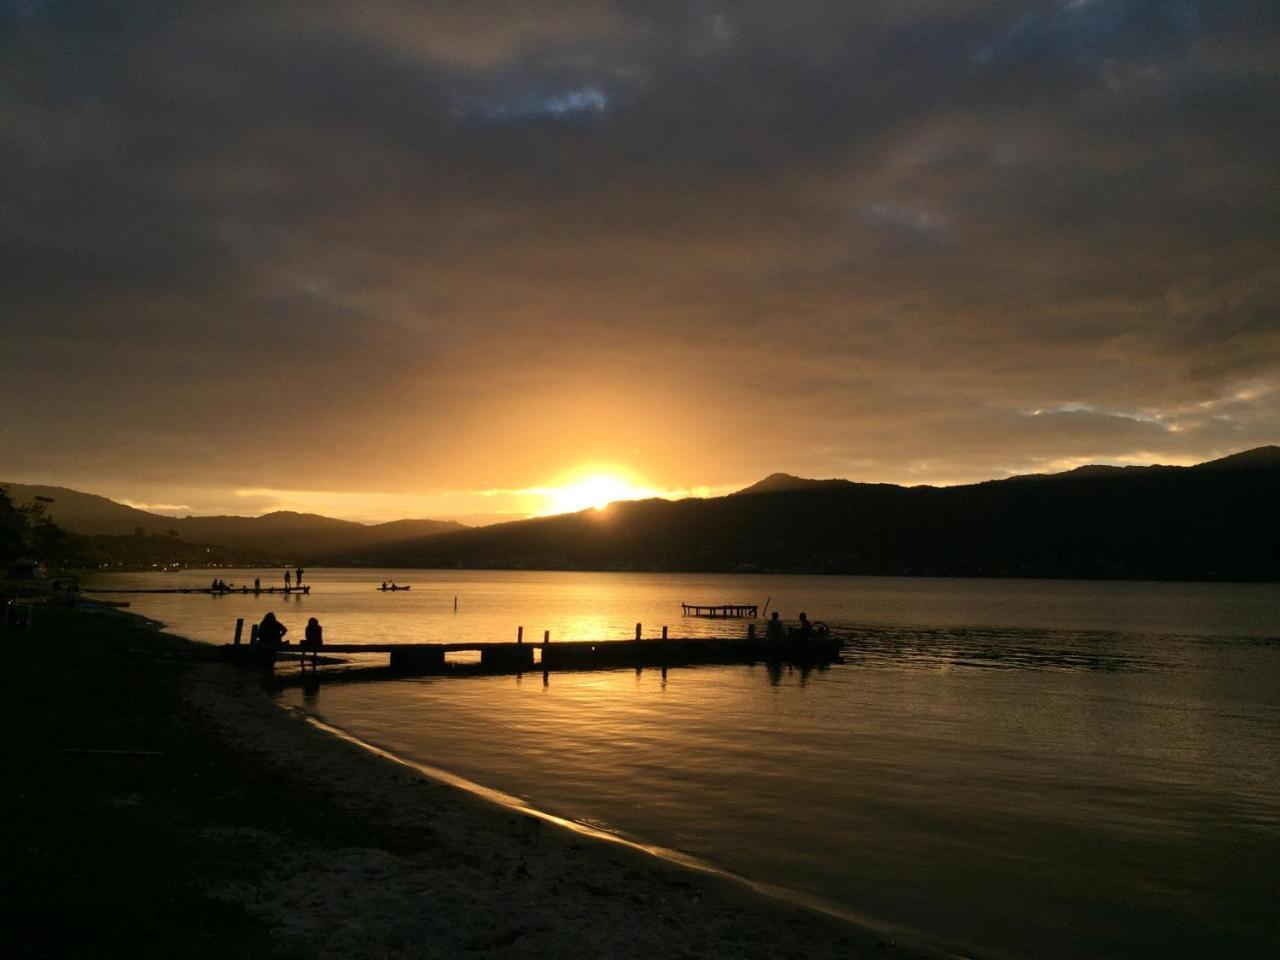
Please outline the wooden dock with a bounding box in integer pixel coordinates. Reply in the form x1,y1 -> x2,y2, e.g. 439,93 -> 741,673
223,627 -> 842,680
681,603 -> 758,618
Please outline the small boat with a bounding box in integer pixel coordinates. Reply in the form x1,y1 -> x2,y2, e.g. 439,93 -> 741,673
760,625 -> 840,660
377,584 -> 412,591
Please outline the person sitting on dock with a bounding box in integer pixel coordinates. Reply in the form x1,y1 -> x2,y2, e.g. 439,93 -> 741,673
257,611 -> 287,646
302,617 -> 323,648
765,611 -> 787,644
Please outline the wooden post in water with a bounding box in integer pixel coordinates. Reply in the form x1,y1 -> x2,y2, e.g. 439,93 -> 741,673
662,625 -> 668,640
635,622 -> 642,640
233,617 -> 244,646
517,626 -> 523,644
543,629 -> 550,645
250,622 -> 260,645
454,596 -> 458,612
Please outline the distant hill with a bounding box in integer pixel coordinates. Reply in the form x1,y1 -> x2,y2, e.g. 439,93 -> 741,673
350,447 -> 1280,582
1003,446 -> 1280,482
1191,446 -> 1280,470
734,473 -> 860,495
0,483 -> 466,562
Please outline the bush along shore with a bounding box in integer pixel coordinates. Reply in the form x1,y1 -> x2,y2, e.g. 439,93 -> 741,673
1,602 -> 943,959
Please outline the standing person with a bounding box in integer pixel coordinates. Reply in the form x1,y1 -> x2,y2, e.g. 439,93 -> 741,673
295,567 -> 304,587
284,569 -> 292,589
254,577 -> 261,593
303,617 -> 323,647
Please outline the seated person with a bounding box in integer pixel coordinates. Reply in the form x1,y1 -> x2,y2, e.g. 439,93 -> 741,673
257,611 -> 287,646
764,611 -> 787,643
303,617 -> 323,647
795,612 -> 814,641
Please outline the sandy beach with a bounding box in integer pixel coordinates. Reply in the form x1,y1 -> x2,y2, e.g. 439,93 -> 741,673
1,603 -> 944,959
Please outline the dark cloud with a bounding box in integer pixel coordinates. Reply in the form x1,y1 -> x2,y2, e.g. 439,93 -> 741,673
1,1 -> 1277,507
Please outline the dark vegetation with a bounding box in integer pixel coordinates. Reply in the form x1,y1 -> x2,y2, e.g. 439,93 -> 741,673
349,447 -> 1280,582
0,486 -> 95,570
0,607 -> 281,957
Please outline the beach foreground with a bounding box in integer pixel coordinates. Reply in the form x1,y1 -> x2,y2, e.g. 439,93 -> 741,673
1,604 -> 940,959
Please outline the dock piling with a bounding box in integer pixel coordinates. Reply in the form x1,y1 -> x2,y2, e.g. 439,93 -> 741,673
233,617 -> 244,646
517,626 -> 523,644
635,622 -> 642,640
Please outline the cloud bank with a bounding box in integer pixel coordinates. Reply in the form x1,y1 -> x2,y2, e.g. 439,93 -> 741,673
2,1 -> 1277,516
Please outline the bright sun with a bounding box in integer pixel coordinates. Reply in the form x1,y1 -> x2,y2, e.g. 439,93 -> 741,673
540,467 -> 656,515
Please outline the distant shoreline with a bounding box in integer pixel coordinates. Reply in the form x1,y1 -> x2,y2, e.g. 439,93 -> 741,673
80,562 -> 1280,585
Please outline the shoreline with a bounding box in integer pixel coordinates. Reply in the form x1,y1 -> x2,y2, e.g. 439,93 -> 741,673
3,602 -> 951,959
295,712 -> 946,953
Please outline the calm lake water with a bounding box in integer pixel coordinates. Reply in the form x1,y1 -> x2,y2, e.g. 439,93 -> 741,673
89,569 -> 1280,959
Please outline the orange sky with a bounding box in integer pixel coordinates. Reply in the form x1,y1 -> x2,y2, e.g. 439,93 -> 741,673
1,3 -> 1277,522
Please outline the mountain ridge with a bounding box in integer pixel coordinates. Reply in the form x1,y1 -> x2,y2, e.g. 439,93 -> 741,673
0,482 -> 466,559
7,445 -> 1279,579
350,446 -> 1280,582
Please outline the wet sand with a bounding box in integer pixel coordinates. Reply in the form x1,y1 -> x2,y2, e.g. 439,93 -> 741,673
1,604 -> 945,959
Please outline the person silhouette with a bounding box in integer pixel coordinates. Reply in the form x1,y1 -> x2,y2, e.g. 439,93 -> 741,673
254,577 -> 261,593
284,569 -> 292,589
303,617 -> 323,647
765,610 -> 787,643
796,612 -> 813,641
295,567 -> 304,587
257,611 -> 287,646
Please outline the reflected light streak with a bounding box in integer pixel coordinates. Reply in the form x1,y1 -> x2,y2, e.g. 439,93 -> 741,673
295,710 -> 946,955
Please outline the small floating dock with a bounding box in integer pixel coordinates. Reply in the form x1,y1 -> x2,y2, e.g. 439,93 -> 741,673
682,603 -> 758,618
85,585 -> 311,596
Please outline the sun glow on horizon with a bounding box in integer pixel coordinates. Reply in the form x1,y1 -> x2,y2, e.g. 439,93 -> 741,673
536,466 -> 658,516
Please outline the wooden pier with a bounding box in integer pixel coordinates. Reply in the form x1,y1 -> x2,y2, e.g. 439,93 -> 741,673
681,603 -> 758,618
223,625 -> 842,680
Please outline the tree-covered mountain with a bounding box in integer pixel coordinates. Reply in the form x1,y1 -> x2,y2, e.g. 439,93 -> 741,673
0,483 -> 466,563
347,447 -> 1280,582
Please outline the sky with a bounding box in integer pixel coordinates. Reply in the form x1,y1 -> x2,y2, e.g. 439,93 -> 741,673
2,1 -> 1277,522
